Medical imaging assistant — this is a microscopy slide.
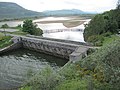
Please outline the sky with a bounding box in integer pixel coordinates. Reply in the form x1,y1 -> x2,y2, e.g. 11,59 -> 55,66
0,0 -> 118,13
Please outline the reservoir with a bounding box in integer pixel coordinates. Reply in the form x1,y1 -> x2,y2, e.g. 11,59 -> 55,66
0,17 -> 91,42
0,17 -> 90,89
0,49 -> 67,89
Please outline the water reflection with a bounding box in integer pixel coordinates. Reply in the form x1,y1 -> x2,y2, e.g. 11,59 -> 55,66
43,31 -> 84,42
0,49 -> 67,89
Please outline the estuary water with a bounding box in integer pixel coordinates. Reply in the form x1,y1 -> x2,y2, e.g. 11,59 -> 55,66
0,49 -> 67,89
0,17 -> 91,42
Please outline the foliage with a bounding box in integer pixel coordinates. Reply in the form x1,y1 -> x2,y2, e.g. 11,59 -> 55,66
117,0 -> 120,9
84,9 -> 120,45
33,28 -> 43,36
9,31 -> 28,36
1,23 -> 9,28
20,38 -> 120,90
55,79 -> 87,90
87,35 -> 104,46
0,32 -> 4,40
78,39 -> 120,89
59,39 -> 120,90
22,19 -> 43,36
102,35 -> 120,46
59,62 -> 78,80
19,86 -> 32,90
25,66 -> 63,90
0,35 -> 13,48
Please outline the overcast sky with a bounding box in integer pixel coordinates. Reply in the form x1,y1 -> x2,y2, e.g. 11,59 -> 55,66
0,0 -> 118,13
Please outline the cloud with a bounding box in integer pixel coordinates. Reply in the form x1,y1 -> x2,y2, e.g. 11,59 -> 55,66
0,0 -> 118,12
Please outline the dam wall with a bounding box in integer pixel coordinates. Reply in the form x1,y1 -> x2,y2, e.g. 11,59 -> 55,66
21,37 -> 80,59
1,36 -> 89,61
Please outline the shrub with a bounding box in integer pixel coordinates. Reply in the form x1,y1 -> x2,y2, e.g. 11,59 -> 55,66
87,35 -> 104,46
22,19 -> 43,36
33,28 -> 43,36
55,79 -> 87,90
26,66 -> 63,90
84,9 -> 120,43
102,32 -> 112,37
79,39 -> 120,89
0,36 -> 12,48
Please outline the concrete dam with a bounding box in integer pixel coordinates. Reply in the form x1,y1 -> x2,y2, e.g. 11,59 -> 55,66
1,35 -> 91,61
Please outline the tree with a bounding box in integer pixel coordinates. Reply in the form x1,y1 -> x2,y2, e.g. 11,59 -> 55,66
1,24 -> 9,36
117,0 -> 120,9
84,9 -> 120,43
22,19 -> 43,36
84,14 -> 106,41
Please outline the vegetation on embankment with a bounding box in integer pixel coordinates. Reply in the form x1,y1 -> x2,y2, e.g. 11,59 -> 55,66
19,7 -> 120,90
0,19 -> 43,36
84,9 -> 120,46
19,37 -> 120,90
22,19 -> 43,36
0,32 -> 13,49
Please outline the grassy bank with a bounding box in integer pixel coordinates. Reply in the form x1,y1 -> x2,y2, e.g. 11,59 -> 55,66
20,37 -> 120,90
0,32 -> 13,49
8,31 -> 28,36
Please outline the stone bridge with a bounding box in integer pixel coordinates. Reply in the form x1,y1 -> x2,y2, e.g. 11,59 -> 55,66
43,28 -> 84,33
9,35 -> 91,61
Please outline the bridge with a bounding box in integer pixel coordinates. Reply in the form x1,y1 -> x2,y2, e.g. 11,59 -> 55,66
43,28 -> 84,33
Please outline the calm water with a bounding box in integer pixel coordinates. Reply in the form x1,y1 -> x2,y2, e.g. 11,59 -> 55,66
0,49 -> 67,89
0,17 -> 91,42
43,31 -> 84,42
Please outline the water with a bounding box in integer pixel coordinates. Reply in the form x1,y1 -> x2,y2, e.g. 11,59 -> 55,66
37,23 -> 67,30
0,17 -> 91,42
33,17 -> 69,22
0,21 -> 23,27
43,31 -> 84,42
0,49 -> 67,89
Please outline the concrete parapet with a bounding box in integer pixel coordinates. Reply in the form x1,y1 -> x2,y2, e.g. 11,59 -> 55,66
70,46 -> 88,62
1,36 -> 89,61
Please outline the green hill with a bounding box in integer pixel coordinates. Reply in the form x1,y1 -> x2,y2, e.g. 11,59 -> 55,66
0,2 -> 43,20
0,2 -> 94,20
43,9 -> 93,16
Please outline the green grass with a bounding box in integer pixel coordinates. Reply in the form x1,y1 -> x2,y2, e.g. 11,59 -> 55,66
8,31 -> 28,36
0,32 -> 4,40
19,86 -> 32,90
0,35 -> 13,49
102,35 -> 120,46
55,79 -> 87,90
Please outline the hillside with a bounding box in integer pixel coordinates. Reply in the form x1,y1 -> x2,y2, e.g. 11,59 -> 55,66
0,2 -> 42,20
43,9 -> 91,16
0,2 -> 93,19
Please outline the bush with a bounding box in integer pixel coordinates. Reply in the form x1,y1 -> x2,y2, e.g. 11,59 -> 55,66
33,28 -> 43,36
0,32 -> 4,41
0,36 -> 13,48
87,35 -> 104,46
84,9 -> 120,43
22,19 -> 43,36
26,66 -> 63,90
102,32 -> 112,37
79,39 -> 120,89
55,79 -> 87,90
1,23 -> 9,28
